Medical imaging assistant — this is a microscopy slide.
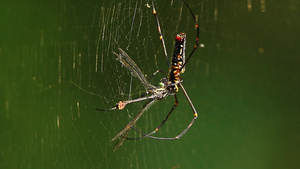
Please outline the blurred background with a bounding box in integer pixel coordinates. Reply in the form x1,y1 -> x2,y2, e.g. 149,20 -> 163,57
1,0 -> 299,168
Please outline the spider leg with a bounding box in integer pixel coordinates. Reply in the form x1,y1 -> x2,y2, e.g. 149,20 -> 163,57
173,83 -> 197,139
125,126 -> 151,140
111,98 -> 157,151
180,0 -> 200,71
125,94 -> 178,140
152,94 -> 178,132
151,0 -> 169,67
148,70 -> 168,81
129,83 -> 197,140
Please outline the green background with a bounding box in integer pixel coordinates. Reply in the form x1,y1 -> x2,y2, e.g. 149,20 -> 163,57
1,0 -> 299,168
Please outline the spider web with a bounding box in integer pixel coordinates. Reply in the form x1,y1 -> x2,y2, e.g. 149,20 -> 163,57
1,0 -> 300,168
67,0 -> 209,167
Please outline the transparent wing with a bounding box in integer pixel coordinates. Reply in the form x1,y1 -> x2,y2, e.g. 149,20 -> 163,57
113,48 -> 155,90
111,98 -> 157,151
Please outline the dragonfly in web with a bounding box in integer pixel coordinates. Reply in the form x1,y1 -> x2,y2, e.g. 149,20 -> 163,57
96,0 -> 200,151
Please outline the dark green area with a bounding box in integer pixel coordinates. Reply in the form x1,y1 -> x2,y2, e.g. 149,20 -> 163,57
1,0 -> 299,168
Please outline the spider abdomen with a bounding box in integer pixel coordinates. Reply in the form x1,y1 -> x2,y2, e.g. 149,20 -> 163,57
168,33 -> 186,85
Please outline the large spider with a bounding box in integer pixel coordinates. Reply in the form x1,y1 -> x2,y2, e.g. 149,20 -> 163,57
97,0 -> 199,151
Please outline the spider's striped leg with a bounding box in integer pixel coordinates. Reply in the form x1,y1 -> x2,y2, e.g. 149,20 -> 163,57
180,0 -> 200,70
151,0 -> 169,67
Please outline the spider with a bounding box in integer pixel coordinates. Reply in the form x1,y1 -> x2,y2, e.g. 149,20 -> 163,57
97,0 -> 199,151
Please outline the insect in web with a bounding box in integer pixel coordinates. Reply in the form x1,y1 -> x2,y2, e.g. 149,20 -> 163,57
96,0 -> 200,151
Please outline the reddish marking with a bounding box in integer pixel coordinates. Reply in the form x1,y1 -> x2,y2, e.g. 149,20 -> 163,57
176,34 -> 183,41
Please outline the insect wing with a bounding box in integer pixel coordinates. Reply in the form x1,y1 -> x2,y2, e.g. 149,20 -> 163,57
113,48 -> 155,90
